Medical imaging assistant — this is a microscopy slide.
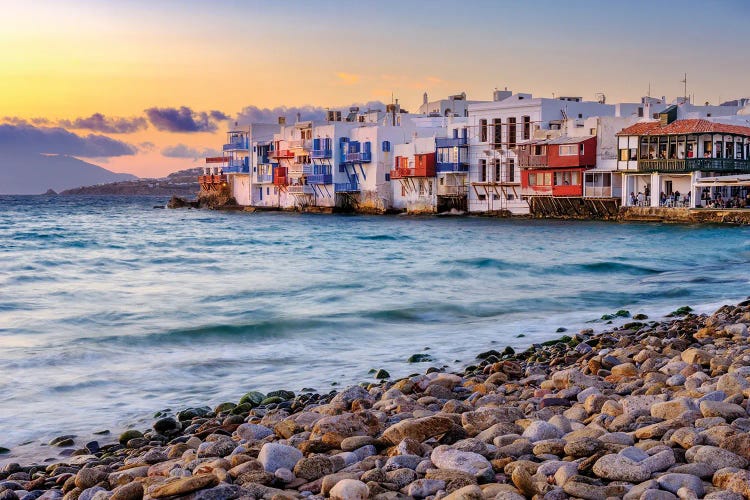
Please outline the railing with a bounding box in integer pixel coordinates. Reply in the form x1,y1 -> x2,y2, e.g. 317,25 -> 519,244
637,158 -> 750,173
390,166 -> 435,178
517,155 -> 548,167
221,165 -> 249,174
436,162 -> 469,173
287,164 -> 313,176
287,185 -> 314,195
552,184 -> 583,197
199,175 -> 227,184
307,174 -> 332,184
311,149 -> 333,159
584,186 -> 614,198
335,182 -> 359,192
343,151 -> 372,163
269,149 -> 294,159
437,185 -> 468,196
435,137 -> 468,148
223,141 -> 247,151
287,140 -> 304,149
257,173 -> 273,183
205,156 -> 230,164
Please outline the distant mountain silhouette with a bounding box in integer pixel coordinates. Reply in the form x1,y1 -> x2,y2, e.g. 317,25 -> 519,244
0,153 -> 137,194
60,167 -> 200,196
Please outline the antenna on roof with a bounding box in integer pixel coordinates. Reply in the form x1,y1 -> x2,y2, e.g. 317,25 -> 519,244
681,73 -> 688,103
647,82 -> 651,98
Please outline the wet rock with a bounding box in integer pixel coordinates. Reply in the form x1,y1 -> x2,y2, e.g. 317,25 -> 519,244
257,442 -> 303,473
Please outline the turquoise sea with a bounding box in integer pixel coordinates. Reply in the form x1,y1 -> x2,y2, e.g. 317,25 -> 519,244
1,195 -> 749,460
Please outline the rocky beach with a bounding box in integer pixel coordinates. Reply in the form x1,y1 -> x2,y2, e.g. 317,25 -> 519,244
2,301 -> 750,499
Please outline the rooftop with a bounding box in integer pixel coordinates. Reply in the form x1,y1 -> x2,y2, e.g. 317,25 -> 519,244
617,119 -> 750,137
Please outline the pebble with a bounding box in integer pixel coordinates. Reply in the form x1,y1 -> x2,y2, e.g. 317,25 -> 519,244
2,302 -> 750,500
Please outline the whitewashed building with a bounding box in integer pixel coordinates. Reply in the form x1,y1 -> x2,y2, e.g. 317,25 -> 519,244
466,91 -> 616,214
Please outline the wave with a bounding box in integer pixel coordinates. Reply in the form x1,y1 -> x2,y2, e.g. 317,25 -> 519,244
355,234 -> 405,241
448,257 -> 519,270
557,261 -> 662,275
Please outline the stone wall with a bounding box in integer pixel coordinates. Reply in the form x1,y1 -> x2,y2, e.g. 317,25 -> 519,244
619,207 -> 750,225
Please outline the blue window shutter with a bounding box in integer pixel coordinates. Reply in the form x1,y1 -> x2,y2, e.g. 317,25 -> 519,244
385,173 -> 390,181
313,138 -> 320,150
462,128 -> 468,140
453,129 -> 458,139
363,141 -> 371,153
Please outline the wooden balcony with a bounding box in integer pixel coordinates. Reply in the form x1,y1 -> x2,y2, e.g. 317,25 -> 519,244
637,158 -> 750,173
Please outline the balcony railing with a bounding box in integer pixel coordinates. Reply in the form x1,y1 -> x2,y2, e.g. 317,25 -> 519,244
517,155 -> 548,167
436,137 -> 468,148
269,149 -> 294,159
436,162 -> 469,173
552,184 -> 583,197
584,186 -> 614,198
288,164 -> 313,176
637,158 -> 750,173
223,141 -> 247,151
205,156 -> 230,164
199,174 -> 227,184
257,173 -> 273,183
311,149 -> 333,159
389,166 -> 435,178
437,185 -> 468,197
221,165 -> 249,174
307,174 -> 332,184
335,182 -> 359,192
287,185 -> 314,195
342,151 -> 372,163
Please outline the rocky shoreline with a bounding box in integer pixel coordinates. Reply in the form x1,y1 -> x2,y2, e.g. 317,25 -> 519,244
3,301 -> 750,499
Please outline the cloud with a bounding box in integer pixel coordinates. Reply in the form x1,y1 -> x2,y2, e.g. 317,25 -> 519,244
145,106 -> 228,132
161,143 -> 220,160
235,101 -> 387,125
336,72 -> 361,85
0,124 -> 137,157
139,141 -> 156,152
59,113 -> 147,134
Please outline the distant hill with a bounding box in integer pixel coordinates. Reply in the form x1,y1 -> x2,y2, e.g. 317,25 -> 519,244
60,167 -> 200,196
0,153 -> 137,194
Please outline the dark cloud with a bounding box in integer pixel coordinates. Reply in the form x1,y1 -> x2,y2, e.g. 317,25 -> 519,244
235,101 -> 387,125
2,116 -> 50,126
139,141 -> 156,152
210,110 -> 230,121
59,113 -> 147,134
0,124 -> 137,157
161,143 -> 219,160
145,106 -> 228,132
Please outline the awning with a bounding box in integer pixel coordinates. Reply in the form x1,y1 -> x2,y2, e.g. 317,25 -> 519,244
694,174 -> 750,187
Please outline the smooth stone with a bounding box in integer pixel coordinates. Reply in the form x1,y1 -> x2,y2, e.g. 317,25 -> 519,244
686,445 -> 748,470
257,442 -> 303,473
406,479 -> 445,498
430,445 -> 491,476
149,475 -> 218,498
235,423 -> 274,442
522,421 -> 563,442
328,479 -> 368,500
657,473 -> 705,496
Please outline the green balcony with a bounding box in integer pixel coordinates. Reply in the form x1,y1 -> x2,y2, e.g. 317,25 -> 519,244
637,158 -> 750,174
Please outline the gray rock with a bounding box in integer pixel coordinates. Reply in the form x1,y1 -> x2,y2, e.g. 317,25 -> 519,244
78,487 -> 107,500
235,423 -> 273,441
656,473 -> 704,496
430,445 -> 492,476
640,490 -> 678,500
686,445 -> 748,469
192,484 -> 243,500
521,421 -> 563,442
406,479 -> 445,498
257,442 -> 303,473
384,454 -> 422,471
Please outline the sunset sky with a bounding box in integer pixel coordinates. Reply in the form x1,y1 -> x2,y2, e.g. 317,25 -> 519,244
2,0 -> 749,177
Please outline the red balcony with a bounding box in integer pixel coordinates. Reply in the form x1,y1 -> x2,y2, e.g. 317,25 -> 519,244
269,149 -> 294,159
273,167 -> 288,186
199,174 -> 228,186
205,156 -> 230,164
552,184 -> 583,197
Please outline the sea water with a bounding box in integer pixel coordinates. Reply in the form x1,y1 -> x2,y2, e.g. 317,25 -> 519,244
1,195 -> 749,460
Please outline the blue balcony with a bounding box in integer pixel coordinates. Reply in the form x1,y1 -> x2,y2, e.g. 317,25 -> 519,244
341,151 -> 372,164
334,182 -> 359,192
307,174 -> 332,184
436,162 -> 470,173
257,173 -> 273,183
436,137 -> 469,148
223,140 -> 248,151
222,165 -> 249,174
311,149 -> 333,159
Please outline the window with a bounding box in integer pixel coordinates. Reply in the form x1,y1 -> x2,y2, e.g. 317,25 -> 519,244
619,149 -> 629,161
401,185 -> 406,197
638,107 -> 644,118
479,159 -> 487,182
428,181 -> 433,196
629,148 -> 636,160
533,145 -> 545,156
480,119 -> 488,142
439,177 -> 444,185
560,145 -> 577,156
507,159 -> 515,182
492,118 -> 502,147
590,128 -> 597,135
494,159 -> 501,182
522,116 -> 531,140
493,194 -> 501,200
477,194 -> 486,201
554,171 -> 580,186
508,117 -> 517,148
